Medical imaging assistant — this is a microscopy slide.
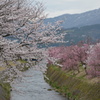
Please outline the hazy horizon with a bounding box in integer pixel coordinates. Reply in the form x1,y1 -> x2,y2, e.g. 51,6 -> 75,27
37,0 -> 100,18
47,8 -> 100,18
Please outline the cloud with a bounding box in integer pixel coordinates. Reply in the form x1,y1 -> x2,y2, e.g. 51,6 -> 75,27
62,0 -> 80,1
38,0 -> 100,17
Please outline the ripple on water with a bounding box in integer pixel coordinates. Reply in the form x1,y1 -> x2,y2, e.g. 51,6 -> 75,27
11,61 -> 67,100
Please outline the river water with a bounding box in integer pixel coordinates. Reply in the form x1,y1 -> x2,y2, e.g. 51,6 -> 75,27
11,60 -> 67,100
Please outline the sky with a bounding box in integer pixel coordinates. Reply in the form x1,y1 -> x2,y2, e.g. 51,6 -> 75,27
37,0 -> 100,18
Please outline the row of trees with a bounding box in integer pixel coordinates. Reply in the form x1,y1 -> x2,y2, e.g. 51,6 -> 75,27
48,43 -> 100,77
0,0 -> 65,83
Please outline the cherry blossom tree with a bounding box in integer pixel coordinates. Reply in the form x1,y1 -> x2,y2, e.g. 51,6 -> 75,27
47,46 -> 66,66
0,0 -> 65,83
86,43 -> 100,77
48,44 -> 89,74
71,44 -> 89,74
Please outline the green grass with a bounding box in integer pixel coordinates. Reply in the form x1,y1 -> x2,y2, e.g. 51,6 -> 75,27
0,82 -> 11,100
0,67 -> 6,71
17,59 -> 27,63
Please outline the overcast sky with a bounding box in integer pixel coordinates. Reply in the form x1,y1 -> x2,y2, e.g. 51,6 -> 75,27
37,0 -> 100,18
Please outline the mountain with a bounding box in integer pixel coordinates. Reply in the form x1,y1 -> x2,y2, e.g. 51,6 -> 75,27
7,24 -> 100,47
63,24 -> 100,45
44,24 -> 100,47
6,9 -> 100,47
44,8 -> 100,29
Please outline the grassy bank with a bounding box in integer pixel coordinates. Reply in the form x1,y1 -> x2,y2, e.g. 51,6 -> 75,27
0,66 -> 10,100
0,59 -> 34,100
45,64 -> 100,100
0,82 -> 11,100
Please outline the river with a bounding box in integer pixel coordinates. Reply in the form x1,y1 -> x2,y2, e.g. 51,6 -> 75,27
11,60 -> 67,100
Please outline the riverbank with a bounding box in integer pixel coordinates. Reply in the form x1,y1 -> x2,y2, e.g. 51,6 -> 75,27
45,64 -> 100,100
0,82 -> 11,100
0,67 -> 11,100
0,60 -> 33,100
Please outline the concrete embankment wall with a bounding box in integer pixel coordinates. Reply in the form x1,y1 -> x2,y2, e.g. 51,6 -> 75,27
0,82 -> 10,100
45,65 -> 100,100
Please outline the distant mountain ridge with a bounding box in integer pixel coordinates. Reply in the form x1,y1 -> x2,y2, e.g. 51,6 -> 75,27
6,9 -> 100,47
45,24 -> 100,47
63,24 -> 100,45
44,8 -> 100,29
